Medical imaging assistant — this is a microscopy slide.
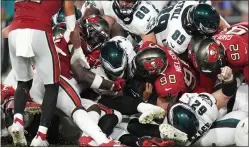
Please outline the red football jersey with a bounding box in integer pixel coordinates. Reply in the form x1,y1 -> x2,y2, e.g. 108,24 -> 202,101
138,42 -> 198,98
9,0 -> 63,33
54,30 -> 101,79
213,22 -> 248,82
81,42 -> 101,68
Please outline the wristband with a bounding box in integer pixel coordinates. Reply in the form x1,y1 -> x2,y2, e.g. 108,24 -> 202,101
222,78 -> 237,97
90,75 -> 103,89
65,15 -> 76,32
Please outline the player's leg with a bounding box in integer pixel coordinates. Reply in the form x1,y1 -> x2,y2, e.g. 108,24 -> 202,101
29,30 -> 60,146
98,95 -> 165,124
8,29 -> 34,146
98,107 -> 122,137
235,117 -> 248,146
111,117 -> 175,146
57,76 -> 121,146
232,84 -> 248,112
193,110 -> 248,146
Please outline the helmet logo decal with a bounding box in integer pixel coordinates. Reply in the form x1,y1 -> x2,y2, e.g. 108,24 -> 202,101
85,15 -> 101,23
143,58 -> 164,71
207,43 -> 219,63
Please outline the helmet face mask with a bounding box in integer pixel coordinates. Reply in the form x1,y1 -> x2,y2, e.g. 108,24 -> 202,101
79,15 -> 109,52
114,0 -> 140,16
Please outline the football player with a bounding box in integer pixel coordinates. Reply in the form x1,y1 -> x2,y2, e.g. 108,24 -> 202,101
85,37 -> 178,146
0,71 -> 123,146
132,41 -> 206,112
158,66 -> 244,146
152,1 -> 230,55
5,1 -> 89,146
86,36 -> 166,124
194,22 -> 248,83
81,0 -> 169,43
4,14 -> 125,146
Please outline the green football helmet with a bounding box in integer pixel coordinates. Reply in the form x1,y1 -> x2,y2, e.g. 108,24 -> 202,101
186,4 -> 220,34
168,103 -> 199,139
53,5 -> 82,25
100,39 -> 128,80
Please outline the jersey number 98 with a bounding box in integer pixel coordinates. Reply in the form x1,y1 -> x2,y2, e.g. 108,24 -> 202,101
160,75 -> 176,86
135,6 -> 150,19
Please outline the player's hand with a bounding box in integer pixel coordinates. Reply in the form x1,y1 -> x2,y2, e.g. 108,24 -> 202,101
143,82 -> 153,102
217,66 -> 233,83
1,84 -> 15,104
71,47 -> 90,69
113,78 -> 126,92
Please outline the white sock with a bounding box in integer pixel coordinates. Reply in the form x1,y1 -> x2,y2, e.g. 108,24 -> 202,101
13,113 -> 24,128
88,111 -> 100,124
14,113 -> 23,121
38,126 -> 48,134
73,109 -> 109,145
137,102 -> 157,113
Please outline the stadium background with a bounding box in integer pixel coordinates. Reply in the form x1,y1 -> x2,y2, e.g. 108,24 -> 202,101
1,0 -> 248,146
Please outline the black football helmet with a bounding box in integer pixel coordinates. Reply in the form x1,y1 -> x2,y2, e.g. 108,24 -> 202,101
113,0 -> 141,16
195,38 -> 226,73
99,39 -> 128,80
78,15 -> 110,52
185,4 -> 220,34
132,45 -> 167,78
168,103 -> 199,139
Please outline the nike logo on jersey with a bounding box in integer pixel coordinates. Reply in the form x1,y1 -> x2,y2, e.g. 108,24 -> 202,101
165,88 -> 172,91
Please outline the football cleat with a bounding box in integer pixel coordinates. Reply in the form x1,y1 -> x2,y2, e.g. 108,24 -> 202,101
139,107 -> 165,124
138,136 -> 175,147
159,123 -> 188,144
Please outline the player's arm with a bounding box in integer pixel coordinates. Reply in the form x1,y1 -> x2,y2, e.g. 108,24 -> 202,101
71,60 -> 124,92
243,66 -> 248,83
63,1 -> 90,69
211,66 -> 237,109
110,22 -> 126,37
103,15 -> 116,31
219,15 -> 230,30
157,96 -> 177,113
2,26 -> 9,38
142,32 -> 157,44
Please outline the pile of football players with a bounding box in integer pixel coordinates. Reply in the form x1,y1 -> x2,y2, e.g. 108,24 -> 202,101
1,0 -> 248,147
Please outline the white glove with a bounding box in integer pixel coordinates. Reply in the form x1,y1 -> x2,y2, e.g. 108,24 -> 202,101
70,47 -> 90,69
217,66 -> 233,83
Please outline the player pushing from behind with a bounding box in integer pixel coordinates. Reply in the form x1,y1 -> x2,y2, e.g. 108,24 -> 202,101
6,0 -> 89,146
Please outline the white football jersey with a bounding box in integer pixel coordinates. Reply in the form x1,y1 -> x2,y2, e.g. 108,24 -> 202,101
154,0 -> 212,54
81,1 -> 160,36
90,36 -> 136,96
178,92 -> 218,145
